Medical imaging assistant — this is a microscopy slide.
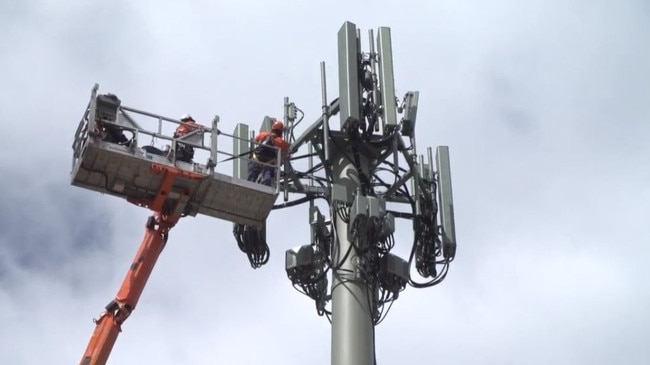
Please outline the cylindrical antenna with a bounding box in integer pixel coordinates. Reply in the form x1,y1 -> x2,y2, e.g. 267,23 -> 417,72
321,61 -> 331,165
393,134 -> 399,176
308,141 -> 315,210
419,155 -> 426,185
413,154 -> 422,217
357,28 -> 362,49
320,62 -> 328,111
427,146 -> 434,182
308,143 -> 314,189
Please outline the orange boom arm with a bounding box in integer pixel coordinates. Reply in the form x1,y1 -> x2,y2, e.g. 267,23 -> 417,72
79,165 -> 202,365
79,213 -> 178,365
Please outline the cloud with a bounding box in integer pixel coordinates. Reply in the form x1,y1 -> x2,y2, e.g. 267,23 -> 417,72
1,0 -> 649,364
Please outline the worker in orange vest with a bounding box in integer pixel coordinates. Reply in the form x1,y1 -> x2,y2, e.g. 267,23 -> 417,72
174,114 -> 200,163
248,120 -> 290,186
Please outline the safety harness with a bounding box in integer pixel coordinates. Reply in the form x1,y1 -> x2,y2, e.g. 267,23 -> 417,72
252,134 -> 277,163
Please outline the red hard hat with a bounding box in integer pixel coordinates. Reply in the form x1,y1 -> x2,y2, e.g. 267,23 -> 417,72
271,120 -> 284,132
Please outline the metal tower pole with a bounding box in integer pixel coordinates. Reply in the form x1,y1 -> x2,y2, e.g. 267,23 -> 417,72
330,21 -> 374,365
330,152 -> 374,365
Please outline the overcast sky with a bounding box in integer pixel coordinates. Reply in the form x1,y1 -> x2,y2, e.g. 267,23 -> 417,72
1,1 -> 649,364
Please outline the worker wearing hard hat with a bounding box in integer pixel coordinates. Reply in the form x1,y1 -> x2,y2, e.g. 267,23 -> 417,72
248,120 -> 290,186
174,114 -> 201,163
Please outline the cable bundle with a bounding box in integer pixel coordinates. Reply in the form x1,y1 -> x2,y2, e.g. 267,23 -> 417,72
233,224 -> 270,269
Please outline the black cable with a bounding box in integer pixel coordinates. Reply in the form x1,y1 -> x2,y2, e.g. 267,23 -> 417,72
381,159 -> 409,174
301,162 -> 325,175
283,172 -> 329,191
409,261 -> 449,288
272,195 -> 324,210
375,295 -> 395,326
408,235 -> 450,288
346,135 -> 374,197
289,152 -> 319,161
290,249 -> 331,290
289,170 -> 329,184
233,223 -> 270,269
80,163 -> 118,194
364,278 -> 378,324
328,213 -> 375,317
370,172 -> 395,195
335,202 -> 350,224
289,108 -> 305,145
371,166 -> 416,209
332,232 -> 355,272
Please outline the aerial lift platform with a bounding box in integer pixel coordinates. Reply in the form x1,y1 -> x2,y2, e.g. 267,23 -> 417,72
72,84 -> 280,228
71,84 -> 281,364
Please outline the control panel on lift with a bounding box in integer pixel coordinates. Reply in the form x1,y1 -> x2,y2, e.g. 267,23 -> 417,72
70,84 -> 280,228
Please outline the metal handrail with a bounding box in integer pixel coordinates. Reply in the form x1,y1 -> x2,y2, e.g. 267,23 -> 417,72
76,89 -> 284,193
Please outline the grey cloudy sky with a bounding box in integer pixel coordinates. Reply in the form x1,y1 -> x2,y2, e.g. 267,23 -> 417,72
1,0 -> 649,364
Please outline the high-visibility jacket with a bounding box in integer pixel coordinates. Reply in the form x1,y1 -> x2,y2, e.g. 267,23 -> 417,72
174,120 -> 199,138
253,132 -> 290,163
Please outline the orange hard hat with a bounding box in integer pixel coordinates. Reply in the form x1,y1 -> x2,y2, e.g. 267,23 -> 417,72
271,120 -> 284,132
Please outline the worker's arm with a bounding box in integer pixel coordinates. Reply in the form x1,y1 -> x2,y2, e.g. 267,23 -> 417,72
255,132 -> 270,144
276,139 -> 291,158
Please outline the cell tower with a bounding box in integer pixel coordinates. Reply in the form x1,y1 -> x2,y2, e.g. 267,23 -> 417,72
234,21 -> 457,365
70,21 -> 455,365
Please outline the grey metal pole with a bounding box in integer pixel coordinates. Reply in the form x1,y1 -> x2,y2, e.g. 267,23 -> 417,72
330,151 -> 374,365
